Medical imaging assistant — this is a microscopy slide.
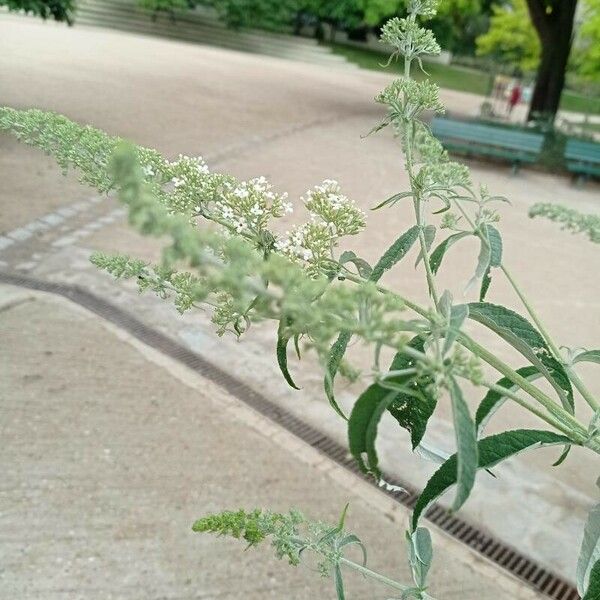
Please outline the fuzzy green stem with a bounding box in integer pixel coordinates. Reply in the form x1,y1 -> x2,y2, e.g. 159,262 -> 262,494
339,557 -> 435,599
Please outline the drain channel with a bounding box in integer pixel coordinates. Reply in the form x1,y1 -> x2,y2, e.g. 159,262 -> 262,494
0,270 -> 580,600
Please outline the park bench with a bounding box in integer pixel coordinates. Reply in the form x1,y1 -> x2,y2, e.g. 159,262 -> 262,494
431,117 -> 544,173
565,138 -> 600,185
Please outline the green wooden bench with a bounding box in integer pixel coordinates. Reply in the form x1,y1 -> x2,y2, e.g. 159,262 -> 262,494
565,138 -> 600,185
431,117 -> 544,173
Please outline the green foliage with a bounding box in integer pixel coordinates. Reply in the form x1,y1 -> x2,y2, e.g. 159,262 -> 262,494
476,0 -> 540,72
475,366 -> 540,435
0,0 -> 74,22
583,559 -> 600,600
411,429 -> 570,528
529,203 -> 600,244
578,504 -> 600,597
573,0 -> 600,81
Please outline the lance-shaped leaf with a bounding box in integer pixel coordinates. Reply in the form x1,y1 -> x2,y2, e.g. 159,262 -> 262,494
276,326 -> 300,390
339,250 -> 373,279
369,225 -> 420,282
574,350 -> 600,365
324,331 -> 353,420
578,504 -> 600,597
407,527 -> 433,590
479,224 -> 502,301
387,336 -> 437,449
348,384 -> 397,476
411,429 -> 570,529
439,291 -> 468,356
429,231 -> 471,274
583,559 -> 600,600
475,366 -> 540,437
324,226 -> 420,416
414,225 -> 436,268
468,302 -> 574,413
372,190 -> 414,210
448,378 -> 478,512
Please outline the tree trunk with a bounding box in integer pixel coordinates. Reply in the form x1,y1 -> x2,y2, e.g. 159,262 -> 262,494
525,0 -> 578,122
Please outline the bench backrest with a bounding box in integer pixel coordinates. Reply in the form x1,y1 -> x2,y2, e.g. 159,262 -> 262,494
431,118 -> 544,153
565,139 -> 600,164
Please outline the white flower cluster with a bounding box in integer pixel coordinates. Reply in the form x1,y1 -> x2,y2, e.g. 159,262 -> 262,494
275,180 -> 366,276
162,153 -> 220,215
214,176 -> 293,235
303,179 -> 366,237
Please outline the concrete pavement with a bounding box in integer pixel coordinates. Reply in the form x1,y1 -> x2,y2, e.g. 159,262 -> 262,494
0,284 -> 543,599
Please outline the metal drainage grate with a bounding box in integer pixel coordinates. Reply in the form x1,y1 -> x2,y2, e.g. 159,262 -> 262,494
0,270 -> 580,600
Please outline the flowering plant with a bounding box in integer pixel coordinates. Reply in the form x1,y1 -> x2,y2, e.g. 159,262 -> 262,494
2,1 -> 600,597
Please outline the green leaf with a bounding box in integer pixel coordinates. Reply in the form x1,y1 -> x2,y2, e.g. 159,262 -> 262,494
338,533 -> 368,567
578,504 -> 600,597
339,250 -> 373,279
429,232 -> 471,275
407,527 -> 433,589
414,225 -> 436,268
574,350 -> 600,365
276,323 -> 300,390
387,336 -> 437,449
468,302 -> 574,413
370,225 -> 420,282
372,190 -> 414,210
439,291 -> 468,356
475,366 -> 540,436
334,563 -> 346,600
478,224 -> 502,301
411,429 -> 570,529
348,383 -> 397,476
324,331 -> 353,420
583,559 -> 600,600
448,379 -> 478,512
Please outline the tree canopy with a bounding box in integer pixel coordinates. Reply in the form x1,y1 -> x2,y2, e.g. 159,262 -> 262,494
0,0 -> 75,22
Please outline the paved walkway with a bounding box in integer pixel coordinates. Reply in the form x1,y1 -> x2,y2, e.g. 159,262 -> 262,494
0,284 -> 542,599
1,15 -> 599,586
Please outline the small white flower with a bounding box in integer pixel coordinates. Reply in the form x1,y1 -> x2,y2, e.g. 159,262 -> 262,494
302,248 -> 313,261
171,176 -> 185,188
234,187 -> 249,199
283,201 -> 293,214
142,165 -> 155,177
250,203 -> 264,216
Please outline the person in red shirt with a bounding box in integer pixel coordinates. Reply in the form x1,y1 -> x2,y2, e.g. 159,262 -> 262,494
507,81 -> 522,115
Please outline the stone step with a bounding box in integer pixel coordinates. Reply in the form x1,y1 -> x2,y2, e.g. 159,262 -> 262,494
73,0 -> 355,68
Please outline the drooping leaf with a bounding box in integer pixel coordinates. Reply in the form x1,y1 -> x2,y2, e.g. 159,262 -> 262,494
348,383 -> 397,476
387,336 -> 437,449
467,232 -> 491,291
372,190 -> 414,210
468,302 -> 574,413
429,232 -> 471,274
411,429 -> 570,529
574,350 -> 600,365
276,323 -> 300,390
338,533 -> 368,567
478,224 -> 502,301
583,559 -> 600,600
324,331 -> 353,420
448,378 -> 478,512
578,504 -> 600,597
339,250 -> 373,279
369,225 -> 420,282
414,225 -> 436,268
475,366 -> 540,436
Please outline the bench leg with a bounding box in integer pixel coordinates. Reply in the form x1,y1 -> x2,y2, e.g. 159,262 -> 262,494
511,161 -> 520,175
